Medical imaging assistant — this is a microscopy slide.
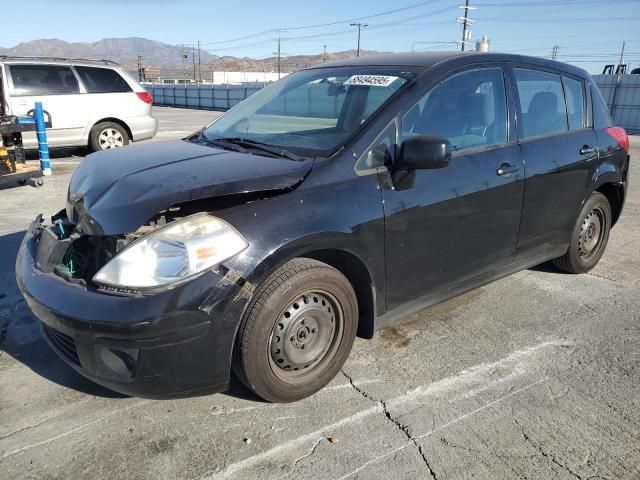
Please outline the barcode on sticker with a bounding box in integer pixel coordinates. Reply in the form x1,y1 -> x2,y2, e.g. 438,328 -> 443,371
343,75 -> 399,87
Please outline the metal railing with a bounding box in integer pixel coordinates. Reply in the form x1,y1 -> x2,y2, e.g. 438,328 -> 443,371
147,76 -> 640,133
593,74 -> 640,133
145,83 -> 266,110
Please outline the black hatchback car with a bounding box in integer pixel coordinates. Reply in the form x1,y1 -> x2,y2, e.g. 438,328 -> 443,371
17,52 -> 630,402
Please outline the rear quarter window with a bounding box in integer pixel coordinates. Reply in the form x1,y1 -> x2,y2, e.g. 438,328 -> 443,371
9,64 -> 80,96
75,66 -> 132,93
591,79 -> 614,129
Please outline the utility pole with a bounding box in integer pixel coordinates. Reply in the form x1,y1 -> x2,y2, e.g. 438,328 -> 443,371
350,23 -> 368,57
323,44 -> 327,62
617,40 -> 626,74
551,45 -> 559,61
611,40 -> 626,120
457,0 -> 475,51
192,46 -> 196,82
197,40 -> 202,83
137,55 -> 144,82
181,44 -> 188,81
273,30 -> 285,79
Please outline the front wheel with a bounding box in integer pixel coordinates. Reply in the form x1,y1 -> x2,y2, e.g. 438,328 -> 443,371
552,192 -> 611,273
233,258 -> 358,403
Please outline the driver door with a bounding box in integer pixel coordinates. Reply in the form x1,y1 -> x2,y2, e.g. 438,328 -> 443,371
379,65 -> 525,310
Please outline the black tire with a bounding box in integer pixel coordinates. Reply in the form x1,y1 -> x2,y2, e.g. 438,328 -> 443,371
233,258 -> 358,403
89,122 -> 130,152
552,192 -> 611,274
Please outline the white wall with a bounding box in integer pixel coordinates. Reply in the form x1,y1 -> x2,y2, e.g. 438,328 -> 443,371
211,71 -> 288,84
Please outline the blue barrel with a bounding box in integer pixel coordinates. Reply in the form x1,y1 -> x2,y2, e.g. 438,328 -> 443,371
34,102 -> 51,176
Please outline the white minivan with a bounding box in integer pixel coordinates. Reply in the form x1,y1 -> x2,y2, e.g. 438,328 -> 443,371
0,56 -> 157,151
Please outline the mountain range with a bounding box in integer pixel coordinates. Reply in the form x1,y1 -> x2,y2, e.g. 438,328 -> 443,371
0,37 -> 383,76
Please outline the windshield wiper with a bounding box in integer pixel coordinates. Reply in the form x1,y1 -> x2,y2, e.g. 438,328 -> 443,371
212,137 -> 304,162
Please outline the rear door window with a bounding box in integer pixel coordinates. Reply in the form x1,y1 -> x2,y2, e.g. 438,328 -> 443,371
75,66 -> 132,93
514,68 -> 568,139
401,67 -> 508,152
563,77 -> 586,130
9,64 -> 80,96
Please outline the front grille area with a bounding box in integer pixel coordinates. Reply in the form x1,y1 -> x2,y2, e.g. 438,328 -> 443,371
43,324 -> 81,367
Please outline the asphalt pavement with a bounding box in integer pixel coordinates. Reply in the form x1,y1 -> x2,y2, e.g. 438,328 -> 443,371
1,107 -> 639,480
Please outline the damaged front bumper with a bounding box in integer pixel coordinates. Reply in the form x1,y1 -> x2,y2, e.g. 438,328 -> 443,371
16,216 -> 251,398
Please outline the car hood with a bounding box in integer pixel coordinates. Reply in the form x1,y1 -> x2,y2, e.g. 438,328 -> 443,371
67,140 -> 313,235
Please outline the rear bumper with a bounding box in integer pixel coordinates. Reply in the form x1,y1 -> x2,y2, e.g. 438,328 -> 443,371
128,115 -> 158,142
16,218 -> 250,398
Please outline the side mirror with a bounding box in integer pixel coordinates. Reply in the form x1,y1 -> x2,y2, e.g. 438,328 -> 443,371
397,135 -> 452,171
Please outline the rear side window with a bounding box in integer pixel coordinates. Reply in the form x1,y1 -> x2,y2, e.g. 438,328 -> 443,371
9,64 -> 80,96
591,80 -> 614,129
75,66 -> 132,93
515,68 -> 568,139
401,67 -> 508,152
563,77 -> 585,130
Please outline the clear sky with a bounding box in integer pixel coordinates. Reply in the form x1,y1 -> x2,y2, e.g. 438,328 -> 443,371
3,0 -> 639,73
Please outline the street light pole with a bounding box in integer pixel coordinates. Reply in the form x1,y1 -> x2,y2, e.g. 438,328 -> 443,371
350,23 -> 368,57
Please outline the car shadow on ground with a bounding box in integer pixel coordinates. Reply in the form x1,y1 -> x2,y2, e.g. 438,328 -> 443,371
528,262 -> 565,274
0,230 -> 261,402
24,146 -> 88,160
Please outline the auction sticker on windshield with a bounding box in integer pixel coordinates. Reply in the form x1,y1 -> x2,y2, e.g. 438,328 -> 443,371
344,75 -> 399,87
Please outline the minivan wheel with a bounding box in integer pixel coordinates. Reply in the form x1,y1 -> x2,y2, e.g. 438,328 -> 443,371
89,122 -> 130,152
232,258 -> 358,403
552,192 -> 611,274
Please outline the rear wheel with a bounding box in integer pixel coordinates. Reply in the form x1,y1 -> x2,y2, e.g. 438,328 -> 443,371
233,258 -> 358,403
89,122 -> 129,152
552,192 -> 611,273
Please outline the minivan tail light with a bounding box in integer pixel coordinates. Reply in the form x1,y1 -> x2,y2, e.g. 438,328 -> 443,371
605,127 -> 629,152
136,92 -> 153,104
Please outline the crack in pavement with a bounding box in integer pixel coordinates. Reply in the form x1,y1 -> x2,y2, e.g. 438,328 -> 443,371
0,417 -> 54,441
341,370 -> 439,480
288,438 -> 322,474
514,417 -> 585,480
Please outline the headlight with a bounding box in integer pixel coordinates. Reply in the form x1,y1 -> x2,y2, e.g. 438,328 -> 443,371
93,213 -> 248,289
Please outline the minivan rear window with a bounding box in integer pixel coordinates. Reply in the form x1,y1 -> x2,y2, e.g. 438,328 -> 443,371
75,66 -> 132,93
9,64 -> 80,96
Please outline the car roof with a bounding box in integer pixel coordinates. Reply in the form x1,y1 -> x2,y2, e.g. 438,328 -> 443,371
0,56 -> 121,69
309,51 -> 589,78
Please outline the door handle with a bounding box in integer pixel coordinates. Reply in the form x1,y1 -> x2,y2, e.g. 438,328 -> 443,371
496,163 -> 519,176
580,145 -> 597,155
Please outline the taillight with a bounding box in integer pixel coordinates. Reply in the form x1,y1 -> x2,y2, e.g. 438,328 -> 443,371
605,126 -> 629,152
136,92 -> 153,104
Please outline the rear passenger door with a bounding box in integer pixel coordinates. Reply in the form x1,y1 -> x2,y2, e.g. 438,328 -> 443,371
74,66 -> 139,135
6,64 -> 89,147
510,66 -> 598,260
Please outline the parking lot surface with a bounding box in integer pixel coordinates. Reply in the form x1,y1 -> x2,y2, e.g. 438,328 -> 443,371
1,107 -> 639,480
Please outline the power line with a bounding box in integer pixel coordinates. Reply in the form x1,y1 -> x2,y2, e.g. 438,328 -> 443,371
475,0 -> 636,6
275,0 -> 450,31
190,0 -> 454,50
479,16 -> 640,22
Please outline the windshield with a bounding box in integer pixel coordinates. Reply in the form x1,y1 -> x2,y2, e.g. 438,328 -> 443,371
195,66 -> 422,158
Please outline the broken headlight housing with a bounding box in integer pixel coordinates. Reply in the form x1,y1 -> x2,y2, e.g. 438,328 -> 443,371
93,213 -> 248,289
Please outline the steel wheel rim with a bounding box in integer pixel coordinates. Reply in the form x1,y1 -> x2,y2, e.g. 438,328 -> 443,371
268,290 -> 344,383
578,207 -> 605,261
98,128 -> 124,149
